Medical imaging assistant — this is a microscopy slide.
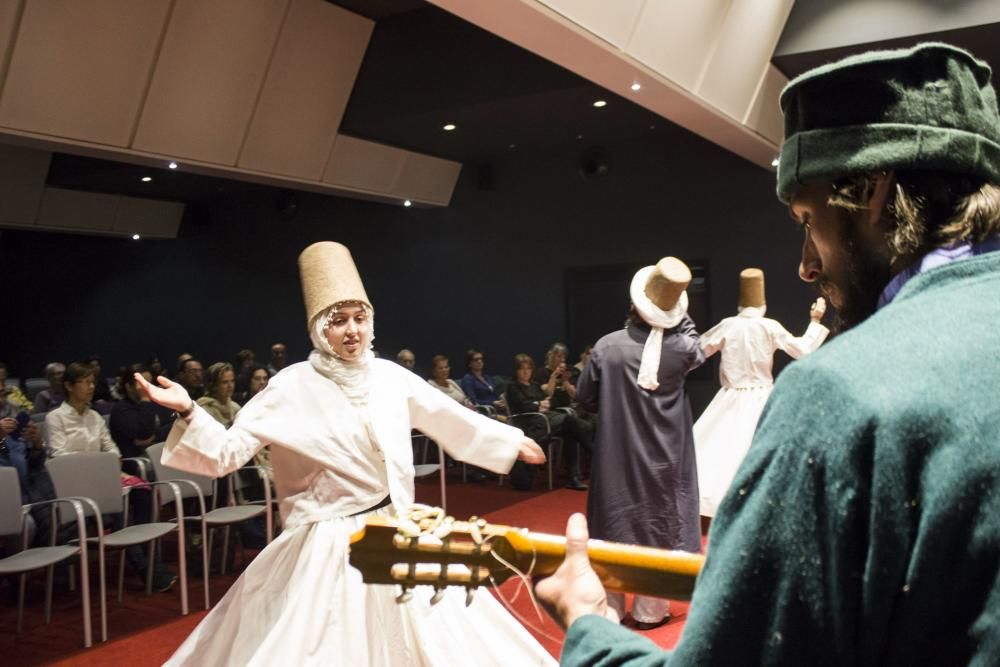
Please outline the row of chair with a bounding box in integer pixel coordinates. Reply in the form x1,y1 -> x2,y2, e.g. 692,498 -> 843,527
0,447 -> 272,648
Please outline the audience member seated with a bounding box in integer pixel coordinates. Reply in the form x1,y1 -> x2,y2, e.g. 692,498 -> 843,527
174,352 -> 193,379
506,353 -> 592,491
427,355 -> 474,408
460,348 -> 506,413
0,362 -> 32,413
533,342 -> 576,410
83,355 -> 114,413
200,362 -> 269,549
46,362 -> 119,457
47,362 -> 175,591
234,348 -> 256,377
110,364 -> 159,476
266,342 -> 288,376
571,344 -> 593,383
176,357 -> 205,401
32,362 -> 67,414
396,348 -> 416,372
147,354 -> 165,380
2,395 -> 56,545
235,364 -> 270,406
197,362 -> 241,428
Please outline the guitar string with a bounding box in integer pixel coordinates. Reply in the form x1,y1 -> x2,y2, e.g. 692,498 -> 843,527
398,504 -> 562,643
485,536 -> 563,644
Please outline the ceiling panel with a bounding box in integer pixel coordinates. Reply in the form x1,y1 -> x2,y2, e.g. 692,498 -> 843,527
132,0 -> 289,164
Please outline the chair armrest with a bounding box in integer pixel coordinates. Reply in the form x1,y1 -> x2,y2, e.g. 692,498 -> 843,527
22,496 -> 103,549
121,457 -> 151,480
509,412 -> 552,438
143,480 -> 188,523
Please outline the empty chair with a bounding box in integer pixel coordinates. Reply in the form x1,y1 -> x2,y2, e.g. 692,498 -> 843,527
0,467 -> 106,647
45,452 -> 194,619
23,377 -> 48,402
411,432 -> 446,512
147,442 -> 271,605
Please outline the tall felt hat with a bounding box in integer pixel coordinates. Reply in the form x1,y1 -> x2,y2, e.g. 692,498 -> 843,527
644,257 -> 691,311
777,42 -> 1000,202
298,242 -> 371,327
739,268 -> 765,308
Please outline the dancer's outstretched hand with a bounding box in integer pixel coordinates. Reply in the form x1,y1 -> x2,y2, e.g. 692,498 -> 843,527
134,373 -> 192,412
810,297 -> 827,322
516,438 -> 546,464
535,513 -> 617,630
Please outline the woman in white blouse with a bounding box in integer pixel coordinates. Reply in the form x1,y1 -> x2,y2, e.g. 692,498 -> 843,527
137,242 -> 552,666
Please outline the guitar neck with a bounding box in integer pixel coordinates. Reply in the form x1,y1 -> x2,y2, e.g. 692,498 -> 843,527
503,529 -> 704,601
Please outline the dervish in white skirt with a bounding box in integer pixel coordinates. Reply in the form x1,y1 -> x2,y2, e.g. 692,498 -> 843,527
694,268 -> 828,518
136,241 -> 554,666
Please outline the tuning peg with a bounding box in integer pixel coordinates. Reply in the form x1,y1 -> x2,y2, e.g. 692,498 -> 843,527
430,587 -> 446,606
396,586 -> 414,604
465,588 -> 476,607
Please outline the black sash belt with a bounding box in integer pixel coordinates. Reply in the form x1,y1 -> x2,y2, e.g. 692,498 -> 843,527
349,495 -> 391,517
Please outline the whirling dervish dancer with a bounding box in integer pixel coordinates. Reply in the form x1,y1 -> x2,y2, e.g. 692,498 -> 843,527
695,268 -> 828,518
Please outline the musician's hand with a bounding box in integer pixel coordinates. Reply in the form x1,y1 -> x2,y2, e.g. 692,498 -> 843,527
516,438 -> 546,464
535,513 -> 618,630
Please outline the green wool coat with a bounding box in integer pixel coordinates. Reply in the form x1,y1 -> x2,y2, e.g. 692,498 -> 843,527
562,250 -> 1000,666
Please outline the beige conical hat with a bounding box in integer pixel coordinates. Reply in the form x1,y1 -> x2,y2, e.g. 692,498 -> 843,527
644,257 -> 691,311
298,242 -> 371,327
738,268 -> 765,308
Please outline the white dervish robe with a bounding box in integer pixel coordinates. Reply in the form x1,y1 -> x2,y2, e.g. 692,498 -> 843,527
162,359 -> 555,666
694,308 -> 828,517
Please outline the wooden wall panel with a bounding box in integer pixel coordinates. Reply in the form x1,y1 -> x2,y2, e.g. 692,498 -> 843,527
0,0 -> 25,94
0,0 -> 170,146
112,196 -> 185,238
537,0 -> 645,49
132,0 -> 289,164
0,143 -> 49,225
697,0 -> 794,120
627,0 -> 731,91
393,151 -> 462,205
323,134 -> 406,195
744,64 -> 787,146
239,0 -> 373,179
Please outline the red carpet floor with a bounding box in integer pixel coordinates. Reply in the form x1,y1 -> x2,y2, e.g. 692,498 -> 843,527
1,470 -> 693,665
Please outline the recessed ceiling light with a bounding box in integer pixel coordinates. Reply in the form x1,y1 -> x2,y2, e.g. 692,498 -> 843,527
592,100 -> 607,108
141,176 -> 152,182
771,155 -> 780,167
631,83 -> 641,92
168,161 -> 178,169
131,233 -> 141,241
403,199 -> 413,207
442,123 -> 456,131
509,143 -> 516,149
577,134 -> 584,140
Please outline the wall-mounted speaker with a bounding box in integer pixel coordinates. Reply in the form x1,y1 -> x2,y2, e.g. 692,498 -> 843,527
577,147 -> 612,180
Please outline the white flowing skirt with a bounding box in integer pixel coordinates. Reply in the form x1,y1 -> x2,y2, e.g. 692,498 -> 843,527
165,508 -> 556,666
694,386 -> 772,518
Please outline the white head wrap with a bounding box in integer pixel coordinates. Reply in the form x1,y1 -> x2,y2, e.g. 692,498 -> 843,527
308,302 -> 375,407
629,266 -> 689,391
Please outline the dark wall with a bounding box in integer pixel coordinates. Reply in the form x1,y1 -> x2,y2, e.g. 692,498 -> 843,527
2,124 -> 818,413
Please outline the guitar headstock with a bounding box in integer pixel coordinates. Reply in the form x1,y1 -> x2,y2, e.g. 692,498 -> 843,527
349,513 -> 525,603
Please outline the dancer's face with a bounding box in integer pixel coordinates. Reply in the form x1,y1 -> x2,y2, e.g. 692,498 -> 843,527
325,304 -> 371,361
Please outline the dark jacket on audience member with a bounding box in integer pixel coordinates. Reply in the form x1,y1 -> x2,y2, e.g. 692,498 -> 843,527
109,397 -> 157,460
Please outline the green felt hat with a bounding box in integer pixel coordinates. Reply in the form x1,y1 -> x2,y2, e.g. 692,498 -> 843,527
777,42 -> 1000,202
